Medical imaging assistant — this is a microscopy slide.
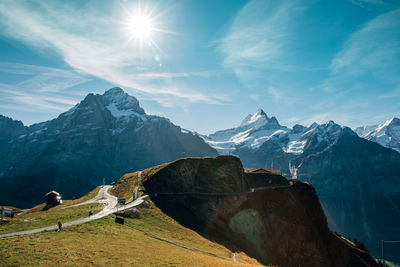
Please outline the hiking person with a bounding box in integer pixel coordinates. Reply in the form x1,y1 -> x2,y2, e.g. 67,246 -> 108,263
89,210 -> 93,217
56,221 -> 62,232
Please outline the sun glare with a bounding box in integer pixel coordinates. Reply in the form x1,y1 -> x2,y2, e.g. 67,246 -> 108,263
128,14 -> 153,40
120,2 -> 173,59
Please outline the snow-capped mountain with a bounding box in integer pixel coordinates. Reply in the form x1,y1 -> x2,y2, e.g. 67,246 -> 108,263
204,109 -> 346,157
0,87 -> 217,208
204,109 -> 289,153
355,117 -> 400,153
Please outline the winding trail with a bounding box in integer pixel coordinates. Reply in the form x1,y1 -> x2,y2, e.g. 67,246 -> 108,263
0,185 -> 148,238
62,186 -> 109,209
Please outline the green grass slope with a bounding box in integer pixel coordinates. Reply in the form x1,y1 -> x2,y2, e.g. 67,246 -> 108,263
0,187 -> 263,266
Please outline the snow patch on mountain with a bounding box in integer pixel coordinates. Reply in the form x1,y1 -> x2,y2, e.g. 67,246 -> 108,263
355,118 -> 400,152
102,87 -> 145,116
283,137 -> 306,154
106,103 -> 147,121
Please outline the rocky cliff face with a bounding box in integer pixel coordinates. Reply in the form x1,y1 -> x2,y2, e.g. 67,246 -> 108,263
136,156 -> 377,267
0,87 -> 217,208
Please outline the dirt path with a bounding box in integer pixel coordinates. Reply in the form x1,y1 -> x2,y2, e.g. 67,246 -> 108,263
62,186 -> 110,209
0,186 -> 148,238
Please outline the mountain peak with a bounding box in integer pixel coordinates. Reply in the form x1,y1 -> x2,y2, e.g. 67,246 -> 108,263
102,87 -> 130,103
240,109 -> 269,127
255,108 -> 267,117
375,117 -> 400,132
386,117 -> 400,126
100,87 -> 145,118
239,109 -> 282,130
104,87 -> 124,95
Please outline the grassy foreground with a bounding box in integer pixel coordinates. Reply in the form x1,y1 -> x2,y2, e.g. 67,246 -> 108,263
0,197 -> 262,266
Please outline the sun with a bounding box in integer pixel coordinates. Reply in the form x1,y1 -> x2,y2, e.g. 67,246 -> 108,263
128,14 -> 153,41
120,2 -> 173,58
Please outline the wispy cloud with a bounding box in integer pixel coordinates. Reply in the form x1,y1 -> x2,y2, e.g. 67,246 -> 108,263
266,86 -> 282,103
0,62 -> 87,113
378,87 -> 400,99
0,87 -> 78,112
331,8 -> 400,83
0,0 -> 224,105
127,70 -> 225,80
218,0 -> 308,82
126,79 -> 231,107
350,0 -> 385,9
0,62 -> 90,93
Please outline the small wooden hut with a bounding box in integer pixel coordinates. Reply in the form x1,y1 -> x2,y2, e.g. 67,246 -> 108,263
46,190 -> 62,206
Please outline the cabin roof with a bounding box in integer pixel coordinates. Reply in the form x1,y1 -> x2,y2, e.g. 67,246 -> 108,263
46,190 -> 60,197
244,168 -> 281,174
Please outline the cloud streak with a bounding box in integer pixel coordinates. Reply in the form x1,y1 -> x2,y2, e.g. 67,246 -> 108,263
218,0 -> 308,82
0,62 -> 91,93
331,8 -> 400,83
0,86 -> 78,113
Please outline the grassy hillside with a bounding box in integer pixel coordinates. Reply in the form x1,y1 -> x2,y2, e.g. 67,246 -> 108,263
0,197 -> 263,266
0,187 -> 102,234
109,171 -> 140,200
109,161 -> 174,200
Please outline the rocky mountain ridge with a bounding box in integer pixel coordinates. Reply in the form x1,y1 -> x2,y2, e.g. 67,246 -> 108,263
0,87 -> 217,208
203,109 -> 350,159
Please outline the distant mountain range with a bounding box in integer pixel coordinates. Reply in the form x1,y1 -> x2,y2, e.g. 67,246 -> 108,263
0,87 -> 399,261
203,108 -> 400,157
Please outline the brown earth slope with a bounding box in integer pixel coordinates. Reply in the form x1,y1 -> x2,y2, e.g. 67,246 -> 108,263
112,155 -> 377,267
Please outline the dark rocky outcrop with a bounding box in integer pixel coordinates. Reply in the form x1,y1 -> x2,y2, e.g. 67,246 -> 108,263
139,156 -> 377,267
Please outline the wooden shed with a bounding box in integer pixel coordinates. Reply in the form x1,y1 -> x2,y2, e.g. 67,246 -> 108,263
46,190 -> 62,206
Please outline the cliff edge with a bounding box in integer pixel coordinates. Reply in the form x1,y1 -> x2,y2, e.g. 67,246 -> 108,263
113,155 -> 377,266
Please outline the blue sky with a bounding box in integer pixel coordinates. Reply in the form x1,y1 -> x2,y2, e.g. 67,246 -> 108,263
0,0 -> 399,134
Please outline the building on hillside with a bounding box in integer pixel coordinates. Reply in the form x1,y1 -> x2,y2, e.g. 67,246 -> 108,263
1,207 -> 14,219
46,190 -> 62,206
244,168 -> 281,175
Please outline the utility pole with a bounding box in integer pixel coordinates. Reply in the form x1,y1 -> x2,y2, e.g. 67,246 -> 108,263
382,240 -> 384,265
